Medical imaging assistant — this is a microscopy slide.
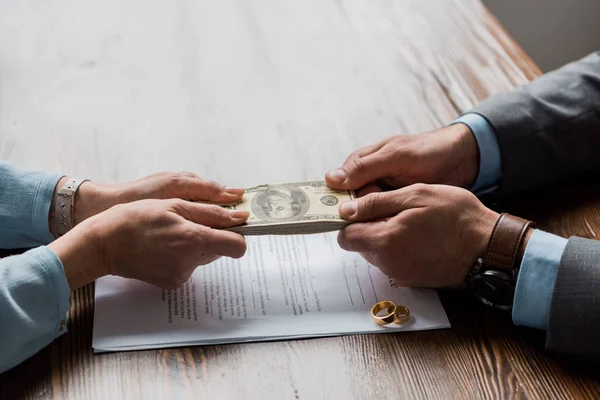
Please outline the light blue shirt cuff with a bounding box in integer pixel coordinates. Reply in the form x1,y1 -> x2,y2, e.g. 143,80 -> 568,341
28,246 -> 72,331
0,246 -> 70,373
33,172 -> 64,245
0,161 -> 62,247
450,113 -> 502,194
512,230 -> 567,330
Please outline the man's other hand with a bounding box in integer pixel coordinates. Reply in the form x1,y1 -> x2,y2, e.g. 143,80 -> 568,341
326,124 -> 479,196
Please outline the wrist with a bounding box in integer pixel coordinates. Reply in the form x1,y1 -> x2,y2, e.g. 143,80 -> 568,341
450,123 -> 480,188
458,207 -> 499,283
48,216 -> 108,289
73,181 -> 114,225
475,208 -> 501,261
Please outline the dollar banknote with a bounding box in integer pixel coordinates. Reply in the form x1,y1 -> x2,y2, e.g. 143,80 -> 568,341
218,181 -> 355,235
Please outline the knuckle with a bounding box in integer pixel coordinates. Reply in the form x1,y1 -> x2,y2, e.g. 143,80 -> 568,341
168,198 -> 188,210
181,226 -> 199,243
168,172 -> 184,182
377,231 -> 395,252
363,237 -> 380,255
205,204 -> 229,219
190,229 -> 209,247
361,229 -> 392,255
180,171 -> 198,178
351,157 -> 368,175
344,149 -> 362,164
204,180 -> 223,193
361,192 -> 382,215
370,231 -> 385,249
410,183 -> 429,197
168,172 -> 196,189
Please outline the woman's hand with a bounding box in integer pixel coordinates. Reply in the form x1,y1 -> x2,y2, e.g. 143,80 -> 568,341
65,172 -> 245,225
49,199 -> 249,290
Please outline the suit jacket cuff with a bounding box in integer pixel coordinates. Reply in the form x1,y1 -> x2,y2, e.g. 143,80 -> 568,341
470,52 -> 600,196
547,237 -> 600,357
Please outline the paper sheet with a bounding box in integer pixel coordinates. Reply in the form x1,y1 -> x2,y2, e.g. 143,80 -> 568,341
93,233 -> 450,352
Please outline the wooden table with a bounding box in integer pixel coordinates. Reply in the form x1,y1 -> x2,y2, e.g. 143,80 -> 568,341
1,0 -> 599,398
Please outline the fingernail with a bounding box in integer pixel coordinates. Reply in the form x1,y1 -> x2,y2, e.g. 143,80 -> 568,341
339,201 -> 358,217
327,169 -> 347,182
225,187 -> 245,195
230,210 -> 250,219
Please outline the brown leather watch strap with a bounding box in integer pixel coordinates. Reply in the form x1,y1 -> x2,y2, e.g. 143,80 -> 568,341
482,213 -> 535,271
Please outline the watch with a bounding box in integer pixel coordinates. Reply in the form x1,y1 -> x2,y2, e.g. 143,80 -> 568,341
468,213 -> 535,310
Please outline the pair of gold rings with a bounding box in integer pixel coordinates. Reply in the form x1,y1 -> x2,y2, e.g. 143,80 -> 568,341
370,300 -> 410,325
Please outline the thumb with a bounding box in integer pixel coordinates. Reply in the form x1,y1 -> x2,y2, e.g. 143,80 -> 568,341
326,153 -> 398,190
338,189 -> 415,222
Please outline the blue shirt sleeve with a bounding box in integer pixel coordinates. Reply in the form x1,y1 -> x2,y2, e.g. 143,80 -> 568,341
512,230 -> 567,329
451,113 -> 502,194
0,246 -> 71,373
0,161 -> 62,248
449,113 -> 566,331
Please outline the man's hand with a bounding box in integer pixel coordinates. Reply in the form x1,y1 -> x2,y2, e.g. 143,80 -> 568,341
72,172 -> 246,225
336,184 -> 498,288
326,124 -> 480,195
49,199 -> 249,289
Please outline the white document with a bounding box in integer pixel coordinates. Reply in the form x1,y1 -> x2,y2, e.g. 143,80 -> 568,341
93,233 -> 450,352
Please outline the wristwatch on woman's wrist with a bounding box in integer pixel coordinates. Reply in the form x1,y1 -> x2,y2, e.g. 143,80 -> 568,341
468,213 -> 535,310
53,178 -> 90,237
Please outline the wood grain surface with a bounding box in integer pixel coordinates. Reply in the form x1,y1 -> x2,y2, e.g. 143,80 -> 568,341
1,0 -> 599,398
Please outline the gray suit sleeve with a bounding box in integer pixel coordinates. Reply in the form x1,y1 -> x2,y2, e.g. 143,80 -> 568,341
547,237 -> 600,357
471,52 -> 600,195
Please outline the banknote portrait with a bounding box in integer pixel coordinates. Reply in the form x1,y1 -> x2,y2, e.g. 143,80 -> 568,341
251,185 -> 310,222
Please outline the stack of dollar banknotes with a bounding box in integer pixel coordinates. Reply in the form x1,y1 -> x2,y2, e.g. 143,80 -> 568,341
211,181 -> 355,235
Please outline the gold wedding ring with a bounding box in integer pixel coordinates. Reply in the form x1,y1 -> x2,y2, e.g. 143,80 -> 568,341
393,305 -> 410,324
371,300 -> 397,325
370,300 -> 410,325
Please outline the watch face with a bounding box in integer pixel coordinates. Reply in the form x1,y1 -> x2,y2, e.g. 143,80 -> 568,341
470,270 -> 515,309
